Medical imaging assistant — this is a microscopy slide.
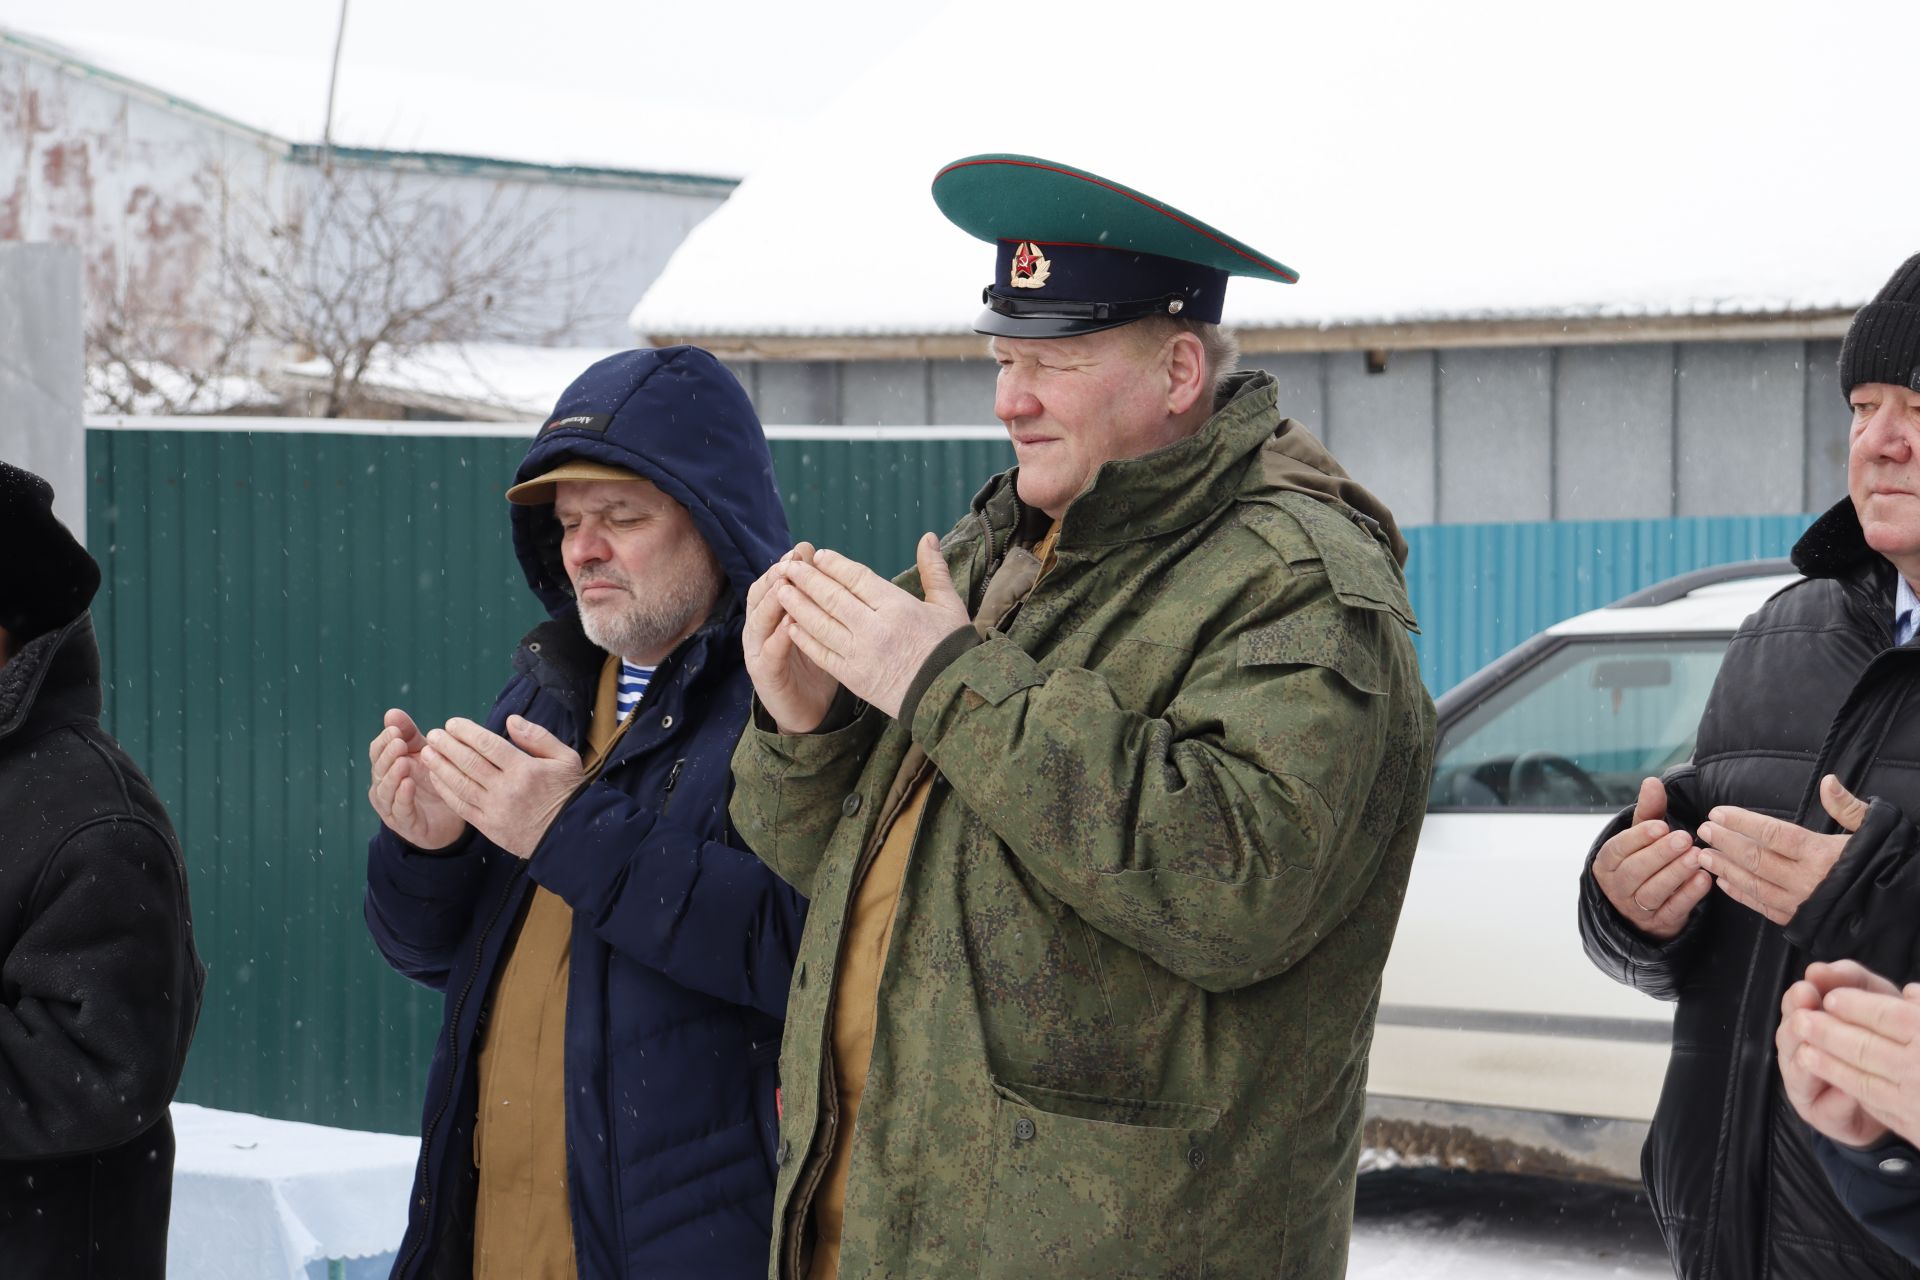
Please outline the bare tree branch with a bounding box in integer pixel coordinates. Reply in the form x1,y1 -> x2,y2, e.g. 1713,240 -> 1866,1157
211,160 -> 602,416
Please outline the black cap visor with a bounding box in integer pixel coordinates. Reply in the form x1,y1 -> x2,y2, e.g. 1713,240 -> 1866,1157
973,307 -> 1134,338
972,288 -> 1192,339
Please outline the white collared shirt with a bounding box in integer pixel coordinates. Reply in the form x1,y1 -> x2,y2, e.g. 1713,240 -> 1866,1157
1897,574 -> 1920,647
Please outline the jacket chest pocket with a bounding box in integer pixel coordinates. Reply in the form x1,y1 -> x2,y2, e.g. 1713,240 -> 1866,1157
981,1079 -> 1217,1279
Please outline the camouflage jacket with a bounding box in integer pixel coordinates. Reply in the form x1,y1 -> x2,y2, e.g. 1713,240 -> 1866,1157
730,372 -> 1436,1279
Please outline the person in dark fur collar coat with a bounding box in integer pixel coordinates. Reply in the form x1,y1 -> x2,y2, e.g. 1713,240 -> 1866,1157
0,461 -> 205,1279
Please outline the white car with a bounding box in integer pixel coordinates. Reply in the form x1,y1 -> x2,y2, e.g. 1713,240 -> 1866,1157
1366,560 -> 1802,1181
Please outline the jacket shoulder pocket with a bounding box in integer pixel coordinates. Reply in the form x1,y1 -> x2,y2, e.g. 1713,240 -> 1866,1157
1239,495 -> 1419,632
1238,599 -> 1389,696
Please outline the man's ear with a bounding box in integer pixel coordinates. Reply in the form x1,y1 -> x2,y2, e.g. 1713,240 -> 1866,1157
1165,330 -> 1209,417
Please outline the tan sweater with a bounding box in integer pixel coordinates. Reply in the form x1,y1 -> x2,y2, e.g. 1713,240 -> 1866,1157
473,654 -> 627,1280
807,523 -> 1060,1280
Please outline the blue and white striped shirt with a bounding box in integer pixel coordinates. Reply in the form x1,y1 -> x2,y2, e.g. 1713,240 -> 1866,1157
1898,575 -> 1920,647
616,662 -> 655,721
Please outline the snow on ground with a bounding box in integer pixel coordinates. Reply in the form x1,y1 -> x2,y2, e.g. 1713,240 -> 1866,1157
630,0 -> 1920,339
1350,1169 -> 1671,1278
167,1108 -> 1669,1278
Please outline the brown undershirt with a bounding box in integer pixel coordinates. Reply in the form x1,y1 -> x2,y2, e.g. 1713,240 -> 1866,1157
473,653 -> 629,1280
806,521 -> 1062,1280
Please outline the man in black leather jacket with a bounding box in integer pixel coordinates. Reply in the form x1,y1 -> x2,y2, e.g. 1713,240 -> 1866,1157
1578,252 -> 1920,1279
1764,256 -> 1920,1269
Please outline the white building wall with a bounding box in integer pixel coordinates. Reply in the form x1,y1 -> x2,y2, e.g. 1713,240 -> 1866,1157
0,45 -> 728,364
333,160 -> 726,347
0,47 -> 285,366
0,242 -> 84,534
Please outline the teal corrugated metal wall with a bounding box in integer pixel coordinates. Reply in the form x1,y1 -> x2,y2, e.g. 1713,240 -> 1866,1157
84,423 -> 1818,1131
1401,513 -> 1817,695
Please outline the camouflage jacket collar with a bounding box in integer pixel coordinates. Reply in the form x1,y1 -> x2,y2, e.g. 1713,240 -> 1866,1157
973,371 -> 1283,549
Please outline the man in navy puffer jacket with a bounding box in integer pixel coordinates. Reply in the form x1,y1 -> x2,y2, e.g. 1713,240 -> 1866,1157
364,346 -> 806,1279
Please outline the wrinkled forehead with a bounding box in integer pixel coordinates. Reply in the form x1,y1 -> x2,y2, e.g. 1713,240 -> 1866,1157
552,476 -> 668,518
987,328 -> 1137,363
1850,380 -> 1920,402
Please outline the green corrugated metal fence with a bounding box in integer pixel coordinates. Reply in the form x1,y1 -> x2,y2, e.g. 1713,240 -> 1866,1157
84,423 -> 1012,1133
84,420 -> 1818,1132
89,428 -> 540,1133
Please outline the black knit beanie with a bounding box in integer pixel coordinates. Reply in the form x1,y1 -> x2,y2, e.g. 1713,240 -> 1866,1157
1840,253 -> 1920,399
0,460 -> 100,643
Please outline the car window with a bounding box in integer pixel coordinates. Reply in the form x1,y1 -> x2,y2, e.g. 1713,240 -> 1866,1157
1428,636 -> 1731,812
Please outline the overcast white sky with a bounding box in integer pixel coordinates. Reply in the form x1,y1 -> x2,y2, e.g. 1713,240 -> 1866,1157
0,0 -> 940,175
13,0 -> 1919,333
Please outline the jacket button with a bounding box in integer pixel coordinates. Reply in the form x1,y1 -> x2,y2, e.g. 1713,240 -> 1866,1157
795,961 -> 807,989
1882,1156 -> 1913,1175
776,1139 -> 791,1169
841,792 -> 863,818
1187,1146 -> 1206,1171
1013,1116 -> 1036,1142
661,714 -> 674,729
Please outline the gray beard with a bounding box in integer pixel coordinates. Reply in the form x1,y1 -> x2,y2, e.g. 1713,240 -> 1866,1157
575,562 -> 722,664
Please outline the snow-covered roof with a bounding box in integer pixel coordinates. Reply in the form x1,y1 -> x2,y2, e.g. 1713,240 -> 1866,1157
274,343 -> 625,421
631,0 -> 1920,342
0,2 -> 933,182
84,362 -> 280,417
81,344 -> 619,421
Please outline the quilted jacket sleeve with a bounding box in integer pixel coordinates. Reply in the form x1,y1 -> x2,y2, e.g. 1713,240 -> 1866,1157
1786,798 -> 1920,982
1578,763 -> 1712,1001
363,823 -> 494,992
363,676 -> 528,992
528,776 -> 808,1020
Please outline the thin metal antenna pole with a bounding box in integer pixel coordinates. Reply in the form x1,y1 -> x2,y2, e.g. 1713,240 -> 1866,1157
321,0 -> 350,174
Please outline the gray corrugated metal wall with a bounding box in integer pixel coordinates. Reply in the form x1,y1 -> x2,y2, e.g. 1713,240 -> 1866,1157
736,338 -> 1852,525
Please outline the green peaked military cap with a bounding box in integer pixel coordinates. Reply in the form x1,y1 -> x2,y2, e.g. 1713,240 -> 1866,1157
931,153 -> 1298,337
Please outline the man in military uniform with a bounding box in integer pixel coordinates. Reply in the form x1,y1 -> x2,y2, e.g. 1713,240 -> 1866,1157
730,154 -> 1436,1280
